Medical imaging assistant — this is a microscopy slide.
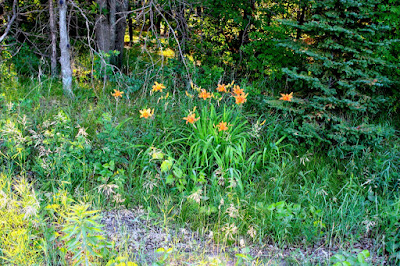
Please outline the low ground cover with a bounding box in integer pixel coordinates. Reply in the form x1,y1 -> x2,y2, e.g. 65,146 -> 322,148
0,77 -> 399,265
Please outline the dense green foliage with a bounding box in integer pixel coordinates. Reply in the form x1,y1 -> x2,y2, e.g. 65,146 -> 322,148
1,0 -> 400,264
274,0 -> 397,154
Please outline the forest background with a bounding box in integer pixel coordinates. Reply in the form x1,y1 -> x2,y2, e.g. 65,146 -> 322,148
0,0 -> 400,265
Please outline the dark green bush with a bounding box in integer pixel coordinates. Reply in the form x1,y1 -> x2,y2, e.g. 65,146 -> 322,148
11,43 -> 42,76
266,0 -> 398,155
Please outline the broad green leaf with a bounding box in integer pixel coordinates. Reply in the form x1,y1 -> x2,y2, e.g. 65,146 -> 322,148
161,159 -> 173,172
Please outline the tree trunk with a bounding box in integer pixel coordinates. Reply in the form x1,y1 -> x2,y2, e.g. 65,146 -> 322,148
296,2 -> 308,40
155,15 -> 161,36
229,1 -> 255,56
49,0 -> 57,77
195,6 -> 202,17
113,1 -> 128,66
59,0 -> 74,99
109,0 -> 116,51
95,0 -> 128,68
96,0 -> 110,52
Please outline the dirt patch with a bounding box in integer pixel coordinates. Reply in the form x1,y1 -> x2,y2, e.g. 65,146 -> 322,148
100,208 -> 387,265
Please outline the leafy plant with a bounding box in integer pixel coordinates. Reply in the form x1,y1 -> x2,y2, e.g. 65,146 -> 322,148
331,249 -> 371,266
61,204 -> 111,266
235,247 -> 254,266
92,112 -> 130,164
153,247 -> 173,266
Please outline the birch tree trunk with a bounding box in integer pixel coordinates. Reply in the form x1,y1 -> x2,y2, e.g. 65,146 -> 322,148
49,0 -> 57,77
59,0 -> 74,99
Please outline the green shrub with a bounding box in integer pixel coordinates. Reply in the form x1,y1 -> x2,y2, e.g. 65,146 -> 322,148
0,48 -> 17,84
11,43 -> 42,76
268,0 -> 398,155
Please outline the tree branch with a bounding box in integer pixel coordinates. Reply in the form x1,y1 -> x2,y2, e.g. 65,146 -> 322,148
0,0 -> 18,43
152,2 -> 191,79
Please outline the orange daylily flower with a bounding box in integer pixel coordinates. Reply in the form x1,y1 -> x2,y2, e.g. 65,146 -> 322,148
198,89 -> 212,100
232,85 -> 244,95
183,113 -> 200,124
216,121 -> 229,131
139,108 -> 154,119
279,92 -> 293,101
152,82 -> 166,92
216,84 -> 227,93
111,89 -> 124,98
234,93 -> 248,105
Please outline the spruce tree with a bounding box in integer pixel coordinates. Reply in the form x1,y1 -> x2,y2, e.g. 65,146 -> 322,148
276,0 -> 396,154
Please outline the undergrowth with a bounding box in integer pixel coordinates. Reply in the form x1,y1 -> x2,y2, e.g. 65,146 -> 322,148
0,75 -> 398,264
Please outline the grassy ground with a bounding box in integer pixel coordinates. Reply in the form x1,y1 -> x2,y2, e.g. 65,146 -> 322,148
0,70 -> 399,265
